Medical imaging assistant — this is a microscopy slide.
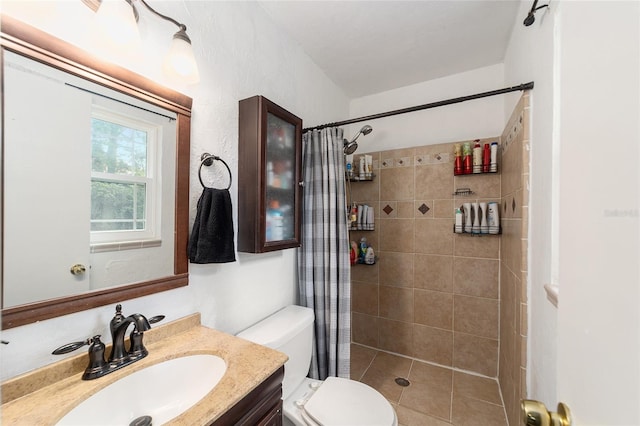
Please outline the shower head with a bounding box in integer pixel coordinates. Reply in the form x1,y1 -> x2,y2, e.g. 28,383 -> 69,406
343,125 -> 373,154
344,140 -> 359,155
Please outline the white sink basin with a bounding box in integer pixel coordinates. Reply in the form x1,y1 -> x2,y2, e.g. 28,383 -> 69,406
56,354 -> 226,426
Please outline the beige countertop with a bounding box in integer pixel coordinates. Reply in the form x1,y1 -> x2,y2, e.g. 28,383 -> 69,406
1,313 -> 288,425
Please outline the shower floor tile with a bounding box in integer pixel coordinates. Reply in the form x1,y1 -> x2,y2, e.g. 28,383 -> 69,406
350,344 -> 508,426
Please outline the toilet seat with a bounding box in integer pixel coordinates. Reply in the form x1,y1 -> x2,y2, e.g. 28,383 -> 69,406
298,377 -> 396,426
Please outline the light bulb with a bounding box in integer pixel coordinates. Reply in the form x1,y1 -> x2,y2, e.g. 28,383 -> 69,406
95,0 -> 140,48
163,30 -> 200,84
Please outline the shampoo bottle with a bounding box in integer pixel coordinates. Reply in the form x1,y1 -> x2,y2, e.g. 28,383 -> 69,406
462,143 -> 472,174
455,208 -> 463,233
471,202 -> 480,234
490,142 -> 498,172
463,203 -> 472,233
479,202 -> 488,234
454,144 -> 463,175
472,140 -> 482,173
487,202 -> 500,234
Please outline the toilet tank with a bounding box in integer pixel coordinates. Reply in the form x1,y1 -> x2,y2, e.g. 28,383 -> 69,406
237,305 -> 314,399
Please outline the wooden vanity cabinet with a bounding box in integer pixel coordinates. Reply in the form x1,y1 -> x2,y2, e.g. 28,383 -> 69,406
212,366 -> 284,425
238,95 -> 302,253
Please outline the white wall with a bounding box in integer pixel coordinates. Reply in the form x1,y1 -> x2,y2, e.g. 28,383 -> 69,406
555,2 -> 639,424
0,1 -> 348,381
503,0 -> 558,408
347,64 -> 506,153
506,1 -> 640,423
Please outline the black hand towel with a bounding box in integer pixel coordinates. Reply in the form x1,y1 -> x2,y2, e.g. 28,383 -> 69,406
188,188 -> 236,263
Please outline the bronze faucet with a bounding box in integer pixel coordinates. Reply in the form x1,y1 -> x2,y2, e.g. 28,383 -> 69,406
108,305 -> 151,364
52,304 -> 164,380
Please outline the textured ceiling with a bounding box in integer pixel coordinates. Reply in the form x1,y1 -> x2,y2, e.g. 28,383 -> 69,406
258,1 -> 521,98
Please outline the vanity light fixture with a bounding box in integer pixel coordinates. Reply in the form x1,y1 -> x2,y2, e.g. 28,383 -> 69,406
86,0 -> 200,84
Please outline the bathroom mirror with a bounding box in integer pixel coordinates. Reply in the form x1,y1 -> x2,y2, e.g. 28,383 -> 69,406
1,15 -> 192,329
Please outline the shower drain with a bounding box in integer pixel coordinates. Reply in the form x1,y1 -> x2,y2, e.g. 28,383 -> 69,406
395,377 -> 410,387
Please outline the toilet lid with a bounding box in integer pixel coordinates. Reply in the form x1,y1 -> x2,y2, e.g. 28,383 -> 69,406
302,377 -> 395,426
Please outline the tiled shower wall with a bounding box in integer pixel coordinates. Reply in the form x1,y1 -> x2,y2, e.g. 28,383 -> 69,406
349,94 -> 530,425
350,140 -> 502,378
498,94 -> 530,426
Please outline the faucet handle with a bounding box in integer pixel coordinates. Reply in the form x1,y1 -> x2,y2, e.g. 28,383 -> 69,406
148,315 -> 165,324
52,337 -> 93,355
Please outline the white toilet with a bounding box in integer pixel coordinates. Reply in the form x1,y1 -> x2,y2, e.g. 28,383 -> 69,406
237,305 -> 398,426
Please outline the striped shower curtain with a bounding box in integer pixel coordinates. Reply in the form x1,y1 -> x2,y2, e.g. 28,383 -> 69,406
298,127 -> 351,380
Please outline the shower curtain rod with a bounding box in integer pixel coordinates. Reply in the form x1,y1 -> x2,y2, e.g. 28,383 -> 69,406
303,81 -> 534,132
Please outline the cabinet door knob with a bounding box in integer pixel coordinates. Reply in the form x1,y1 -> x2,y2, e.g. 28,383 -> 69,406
298,181 -> 304,187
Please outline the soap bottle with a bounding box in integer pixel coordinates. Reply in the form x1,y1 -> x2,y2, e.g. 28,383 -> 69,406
487,202 -> 500,234
463,203 -> 472,233
479,202 -> 488,234
472,140 -> 482,173
462,143 -> 472,174
350,241 -> 358,265
490,142 -> 498,172
483,143 -> 491,173
359,237 -> 368,263
454,208 -> 463,233
454,144 -> 463,175
365,247 -> 375,265
471,202 -> 481,234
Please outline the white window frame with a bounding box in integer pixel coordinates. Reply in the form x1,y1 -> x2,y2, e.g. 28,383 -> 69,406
90,106 -> 162,244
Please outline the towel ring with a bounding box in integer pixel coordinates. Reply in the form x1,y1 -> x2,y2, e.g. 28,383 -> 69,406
199,153 -> 232,190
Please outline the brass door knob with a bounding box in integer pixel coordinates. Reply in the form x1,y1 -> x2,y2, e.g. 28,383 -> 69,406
70,264 -> 86,275
522,399 -> 572,426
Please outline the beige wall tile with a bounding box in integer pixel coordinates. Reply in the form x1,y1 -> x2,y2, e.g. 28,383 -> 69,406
415,219 -> 453,255
454,295 -> 499,339
415,163 -> 453,200
352,312 -> 378,347
379,286 -> 414,323
380,218 -> 415,252
501,218 -> 522,274
453,333 -> 498,377
380,167 -> 415,201
350,178 -> 380,203
352,281 -> 378,316
453,257 -> 499,299
434,199 -> 453,218
415,289 -> 453,330
397,201 -> 416,218
378,251 -> 414,288
453,234 -> 500,258
414,254 -> 454,292
379,318 -> 414,356
453,172 -> 501,200
351,260 -> 379,283
413,324 -> 453,366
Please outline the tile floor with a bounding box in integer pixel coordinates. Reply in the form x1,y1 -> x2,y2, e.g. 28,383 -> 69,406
351,344 -> 508,426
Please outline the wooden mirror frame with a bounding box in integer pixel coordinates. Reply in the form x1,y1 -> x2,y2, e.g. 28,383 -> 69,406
1,15 -> 191,329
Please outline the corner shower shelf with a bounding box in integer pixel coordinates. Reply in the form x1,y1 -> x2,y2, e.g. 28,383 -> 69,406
346,173 -> 375,182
